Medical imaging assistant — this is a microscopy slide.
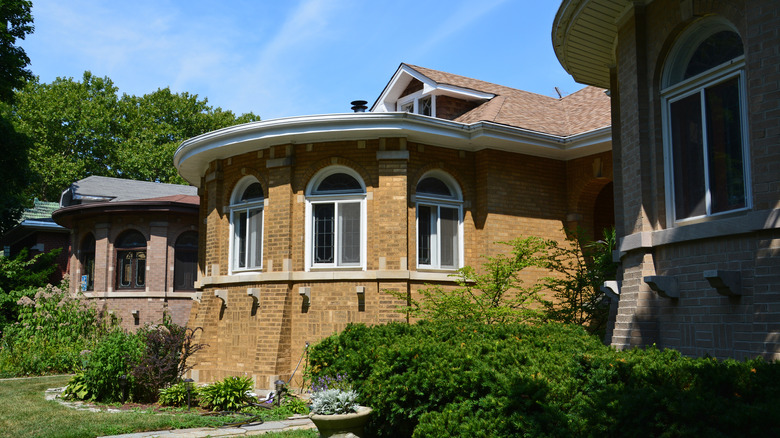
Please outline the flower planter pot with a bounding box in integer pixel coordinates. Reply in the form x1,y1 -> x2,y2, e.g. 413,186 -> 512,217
310,405 -> 373,438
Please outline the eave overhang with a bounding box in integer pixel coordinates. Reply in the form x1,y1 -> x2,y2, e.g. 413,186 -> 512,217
52,199 -> 199,229
552,0 -> 632,88
174,112 -> 612,187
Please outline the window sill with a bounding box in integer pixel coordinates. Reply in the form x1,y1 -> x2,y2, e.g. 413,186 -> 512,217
195,269 -> 464,288
618,207 -> 780,256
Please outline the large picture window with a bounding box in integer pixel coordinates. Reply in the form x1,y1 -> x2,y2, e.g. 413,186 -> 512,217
305,167 -> 366,269
416,172 -> 463,270
663,21 -> 750,223
115,230 -> 146,290
229,178 -> 264,272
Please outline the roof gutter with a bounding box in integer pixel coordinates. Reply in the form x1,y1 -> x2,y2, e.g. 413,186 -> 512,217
174,112 -> 612,187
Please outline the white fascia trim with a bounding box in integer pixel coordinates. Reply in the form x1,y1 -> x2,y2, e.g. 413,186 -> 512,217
433,83 -> 495,101
175,113 -> 613,186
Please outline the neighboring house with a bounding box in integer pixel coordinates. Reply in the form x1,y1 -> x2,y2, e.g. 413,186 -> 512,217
553,0 -> 779,359
52,176 -> 199,331
0,199 -> 70,284
173,63 -> 613,388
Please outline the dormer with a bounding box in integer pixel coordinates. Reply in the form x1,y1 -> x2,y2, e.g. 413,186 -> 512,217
371,64 -> 495,121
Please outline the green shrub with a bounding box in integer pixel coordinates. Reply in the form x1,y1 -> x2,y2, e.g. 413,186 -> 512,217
309,321 -> 780,438
199,376 -> 254,411
78,328 -> 144,402
0,277 -> 118,376
158,381 -> 199,407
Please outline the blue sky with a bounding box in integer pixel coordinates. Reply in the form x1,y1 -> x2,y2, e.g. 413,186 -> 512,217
24,0 -> 582,121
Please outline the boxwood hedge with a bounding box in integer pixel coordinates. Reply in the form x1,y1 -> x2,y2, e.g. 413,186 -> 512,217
308,321 -> 780,438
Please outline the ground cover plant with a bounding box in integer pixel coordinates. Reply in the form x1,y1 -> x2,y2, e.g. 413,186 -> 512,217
308,321 -> 780,438
0,375 -> 316,437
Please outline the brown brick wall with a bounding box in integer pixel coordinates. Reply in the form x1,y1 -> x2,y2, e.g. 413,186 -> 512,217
66,209 -> 198,332
609,0 -> 780,359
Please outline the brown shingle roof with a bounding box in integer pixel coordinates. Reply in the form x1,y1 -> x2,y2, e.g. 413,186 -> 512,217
404,64 -> 610,137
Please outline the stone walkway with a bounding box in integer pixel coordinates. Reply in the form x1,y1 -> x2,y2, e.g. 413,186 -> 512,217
45,387 -> 316,437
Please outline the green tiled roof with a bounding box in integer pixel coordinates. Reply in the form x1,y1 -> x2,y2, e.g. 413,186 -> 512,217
20,199 -> 60,221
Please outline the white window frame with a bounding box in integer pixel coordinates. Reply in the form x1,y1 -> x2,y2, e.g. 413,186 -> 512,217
661,20 -> 751,226
228,177 -> 265,274
415,172 -> 464,270
304,166 -> 367,271
397,91 -> 436,117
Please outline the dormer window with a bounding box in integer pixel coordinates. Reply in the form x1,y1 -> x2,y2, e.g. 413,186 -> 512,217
398,94 -> 435,117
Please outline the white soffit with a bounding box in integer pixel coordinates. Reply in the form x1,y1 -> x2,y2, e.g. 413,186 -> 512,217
552,0 -> 627,89
174,113 -> 611,186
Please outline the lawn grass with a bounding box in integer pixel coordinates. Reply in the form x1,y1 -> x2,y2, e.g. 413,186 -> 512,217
0,375 -> 317,438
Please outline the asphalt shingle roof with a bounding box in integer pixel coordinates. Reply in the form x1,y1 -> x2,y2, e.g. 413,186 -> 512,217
404,64 -> 611,137
64,176 -> 197,205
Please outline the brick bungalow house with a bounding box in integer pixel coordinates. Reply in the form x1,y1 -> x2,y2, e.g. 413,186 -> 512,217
52,176 -> 199,330
553,0 -> 780,359
174,64 -> 613,388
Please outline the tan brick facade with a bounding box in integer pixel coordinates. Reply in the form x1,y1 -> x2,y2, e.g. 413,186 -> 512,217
185,136 -> 611,388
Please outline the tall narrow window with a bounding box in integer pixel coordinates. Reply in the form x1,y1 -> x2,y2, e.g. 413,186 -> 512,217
306,167 -> 366,269
416,173 -> 463,270
229,178 -> 264,272
80,234 -> 95,292
663,22 -> 749,223
174,231 -> 198,291
115,230 -> 146,289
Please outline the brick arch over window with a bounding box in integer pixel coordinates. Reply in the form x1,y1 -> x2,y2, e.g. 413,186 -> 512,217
223,168 -> 269,207
410,162 -> 469,201
297,157 -> 375,194
574,179 -> 614,240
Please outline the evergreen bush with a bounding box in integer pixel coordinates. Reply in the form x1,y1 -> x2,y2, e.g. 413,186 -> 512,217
309,321 -> 780,438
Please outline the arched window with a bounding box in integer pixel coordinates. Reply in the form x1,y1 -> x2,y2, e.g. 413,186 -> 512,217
115,230 -> 146,289
305,166 -> 366,269
662,19 -> 749,223
415,172 -> 463,269
174,231 -> 198,291
80,234 -> 95,292
229,177 -> 264,272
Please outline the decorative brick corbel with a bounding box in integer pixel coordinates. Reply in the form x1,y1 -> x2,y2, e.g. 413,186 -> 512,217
704,270 -> 742,296
644,276 -> 679,298
600,280 -> 621,300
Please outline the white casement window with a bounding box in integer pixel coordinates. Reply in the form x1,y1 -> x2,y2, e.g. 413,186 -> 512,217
229,177 -> 264,273
662,19 -> 750,224
305,167 -> 367,270
397,93 -> 435,117
416,172 -> 463,270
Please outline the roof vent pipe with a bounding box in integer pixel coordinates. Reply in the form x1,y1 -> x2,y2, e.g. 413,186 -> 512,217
350,100 -> 368,112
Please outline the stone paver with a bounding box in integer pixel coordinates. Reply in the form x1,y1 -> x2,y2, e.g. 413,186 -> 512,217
45,387 -> 316,437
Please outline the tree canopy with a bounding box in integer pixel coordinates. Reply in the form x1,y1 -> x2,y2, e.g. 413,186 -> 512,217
6,72 -> 260,201
0,0 -> 34,233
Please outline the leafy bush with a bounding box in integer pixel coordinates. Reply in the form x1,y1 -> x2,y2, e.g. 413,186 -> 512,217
130,316 -> 205,402
541,227 -> 617,335
0,277 -> 118,376
158,381 -> 199,407
387,237 -> 550,324
199,376 -> 254,411
309,321 -> 780,438
0,247 -> 62,330
78,328 -> 144,402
